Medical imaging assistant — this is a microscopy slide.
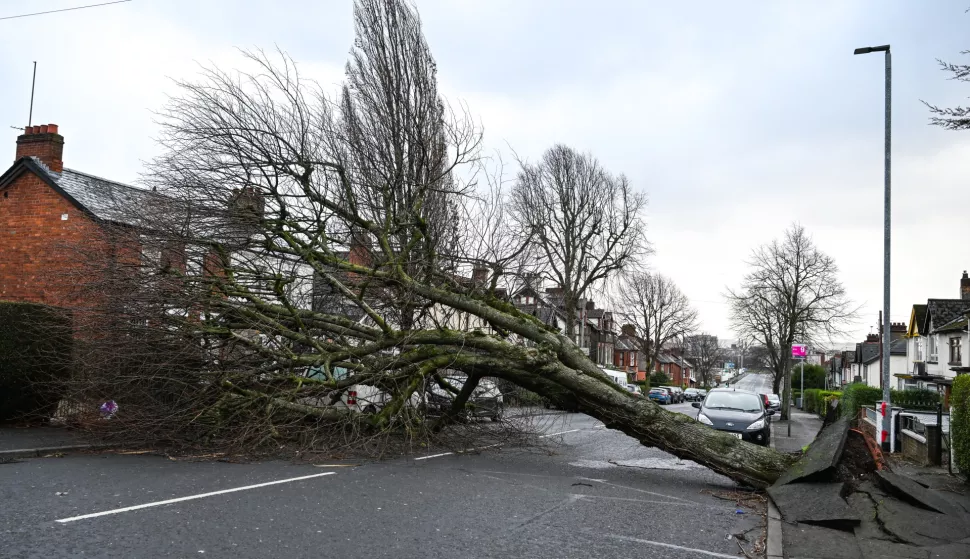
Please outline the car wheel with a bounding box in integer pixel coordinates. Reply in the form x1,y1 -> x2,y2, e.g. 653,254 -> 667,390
363,404 -> 378,414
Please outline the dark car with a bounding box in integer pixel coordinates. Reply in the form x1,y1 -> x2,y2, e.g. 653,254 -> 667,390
684,388 -> 704,402
691,388 -> 773,446
661,386 -> 684,403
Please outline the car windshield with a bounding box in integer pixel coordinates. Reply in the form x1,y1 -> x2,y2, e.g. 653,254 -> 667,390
704,392 -> 762,413
649,389 -> 666,394
767,394 -> 781,402
685,389 -> 698,394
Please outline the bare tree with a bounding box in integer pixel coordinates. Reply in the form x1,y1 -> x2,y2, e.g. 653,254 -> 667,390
620,272 -> 699,376
923,47 -> 970,130
686,334 -> 722,388
509,145 -> 648,339
56,0 -> 800,487
726,224 -> 855,419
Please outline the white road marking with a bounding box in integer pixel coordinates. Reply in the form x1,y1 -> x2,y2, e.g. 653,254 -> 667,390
604,534 -> 739,558
538,429 -> 581,438
576,477 -> 696,503
577,494 -> 719,510
55,472 -> 336,523
413,452 -> 454,461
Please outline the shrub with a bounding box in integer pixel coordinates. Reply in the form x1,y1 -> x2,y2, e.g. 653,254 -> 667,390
890,387 -> 940,410
840,382 -> 882,418
953,375 -> 970,476
649,372 -> 671,387
802,389 -> 842,417
0,302 -> 73,422
803,389 -> 822,413
790,364 -> 827,390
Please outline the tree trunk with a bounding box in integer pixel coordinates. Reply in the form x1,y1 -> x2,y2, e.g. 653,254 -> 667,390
491,356 -> 795,489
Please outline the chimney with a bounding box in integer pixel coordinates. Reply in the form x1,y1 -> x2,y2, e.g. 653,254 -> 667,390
585,300 -> 595,311
865,333 -> 879,343
961,271 -> 970,300
348,230 -> 371,267
16,124 -> 63,172
471,266 -> 488,284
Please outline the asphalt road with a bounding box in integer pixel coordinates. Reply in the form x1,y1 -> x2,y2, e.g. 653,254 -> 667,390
732,373 -> 774,396
1,414 -> 763,559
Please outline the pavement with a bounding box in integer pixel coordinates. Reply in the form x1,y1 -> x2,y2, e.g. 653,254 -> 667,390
0,426 -> 101,461
1,413 -> 766,558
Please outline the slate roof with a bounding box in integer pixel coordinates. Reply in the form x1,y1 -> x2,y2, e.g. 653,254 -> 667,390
890,338 -> 907,356
0,156 -> 161,227
54,167 -> 158,226
655,352 -> 676,364
858,342 -> 880,364
933,314 -> 968,334
925,299 -> 970,334
614,336 -> 638,351
586,308 -> 605,319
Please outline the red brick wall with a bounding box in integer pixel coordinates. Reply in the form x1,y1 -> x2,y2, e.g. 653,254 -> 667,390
0,170 -> 105,306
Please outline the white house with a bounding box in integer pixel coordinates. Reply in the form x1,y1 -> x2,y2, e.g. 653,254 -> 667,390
900,272 -> 970,399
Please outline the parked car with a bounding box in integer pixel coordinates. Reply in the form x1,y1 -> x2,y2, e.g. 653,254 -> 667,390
691,387 -> 774,446
684,388 -> 704,402
648,387 -> 672,405
625,384 -> 644,397
425,375 -> 504,421
763,393 -> 781,411
661,386 -> 685,403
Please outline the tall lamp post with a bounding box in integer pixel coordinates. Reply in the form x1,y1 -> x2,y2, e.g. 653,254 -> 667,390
854,44 -> 892,451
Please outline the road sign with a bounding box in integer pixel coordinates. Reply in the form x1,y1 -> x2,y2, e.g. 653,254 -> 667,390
725,362 -> 735,369
792,344 -> 807,358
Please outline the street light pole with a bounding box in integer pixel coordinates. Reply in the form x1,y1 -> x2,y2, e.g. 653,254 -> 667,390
855,44 -> 892,451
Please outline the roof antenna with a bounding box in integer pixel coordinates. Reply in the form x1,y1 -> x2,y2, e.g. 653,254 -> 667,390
9,62 -> 36,132
28,61 -> 37,127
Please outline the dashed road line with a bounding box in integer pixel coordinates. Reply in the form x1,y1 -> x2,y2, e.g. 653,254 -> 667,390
603,534 -> 738,558
55,472 -> 337,523
538,428 -> 582,438
413,452 -> 454,461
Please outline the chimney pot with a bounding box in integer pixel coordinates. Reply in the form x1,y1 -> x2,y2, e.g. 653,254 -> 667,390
15,123 -> 64,172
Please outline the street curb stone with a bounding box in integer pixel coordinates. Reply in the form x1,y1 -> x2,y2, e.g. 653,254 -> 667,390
0,444 -> 102,460
766,498 -> 783,559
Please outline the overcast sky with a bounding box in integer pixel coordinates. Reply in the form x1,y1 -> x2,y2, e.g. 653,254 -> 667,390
3,0 -> 970,345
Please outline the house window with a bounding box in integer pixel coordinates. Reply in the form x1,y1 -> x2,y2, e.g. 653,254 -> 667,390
949,337 -> 962,365
914,338 -> 923,362
928,336 -> 938,363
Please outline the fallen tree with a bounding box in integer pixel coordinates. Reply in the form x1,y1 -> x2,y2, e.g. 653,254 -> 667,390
60,0 -> 795,488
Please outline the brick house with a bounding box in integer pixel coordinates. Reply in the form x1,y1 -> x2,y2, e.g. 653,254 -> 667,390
614,324 -> 647,382
0,125 -> 160,308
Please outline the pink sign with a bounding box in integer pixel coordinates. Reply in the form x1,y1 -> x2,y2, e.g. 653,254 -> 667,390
791,344 -> 807,358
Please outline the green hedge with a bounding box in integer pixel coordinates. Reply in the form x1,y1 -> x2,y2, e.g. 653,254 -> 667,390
953,375 -> 970,476
840,383 -> 882,418
0,302 -> 73,421
802,389 -> 842,417
890,388 -> 940,411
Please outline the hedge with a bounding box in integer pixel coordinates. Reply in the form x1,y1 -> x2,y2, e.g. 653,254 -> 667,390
0,302 -> 73,421
802,389 -> 842,417
840,383 -> 882,418
953,375 -> 970,476
890,388 -> 940,411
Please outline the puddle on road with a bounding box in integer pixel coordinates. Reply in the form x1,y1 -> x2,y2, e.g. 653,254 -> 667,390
569,458 -> 703,470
